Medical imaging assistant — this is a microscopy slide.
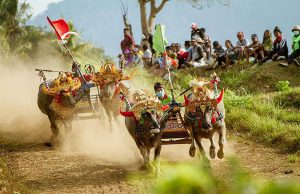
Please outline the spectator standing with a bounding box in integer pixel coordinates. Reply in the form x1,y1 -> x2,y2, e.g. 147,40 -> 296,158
200,28 -> 212,60
121,28 -> 135,53
191,23 -> 204,40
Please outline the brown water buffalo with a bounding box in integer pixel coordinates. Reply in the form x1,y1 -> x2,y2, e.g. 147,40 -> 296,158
37,81 -> 88,146
99,81 -> 123,124
184,82 -> 226,160
120,95 -> 162,176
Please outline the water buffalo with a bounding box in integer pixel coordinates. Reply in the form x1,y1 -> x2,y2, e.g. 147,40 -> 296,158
37,81 -> 88,146
99,81 -> 122,124
184,81 -> 226,160
120,94 -> 162,176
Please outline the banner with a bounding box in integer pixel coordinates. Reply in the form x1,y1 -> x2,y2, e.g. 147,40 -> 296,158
153,24 -> 168,55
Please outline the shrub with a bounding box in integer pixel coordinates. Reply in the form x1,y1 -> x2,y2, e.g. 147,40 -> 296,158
276,80 -> 290,92
151,158 -> 300,194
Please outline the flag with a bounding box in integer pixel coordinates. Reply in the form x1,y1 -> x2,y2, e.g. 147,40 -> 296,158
47,16 -> 79,42
153,24 -> 168,55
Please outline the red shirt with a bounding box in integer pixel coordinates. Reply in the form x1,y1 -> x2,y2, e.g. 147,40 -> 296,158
121,34 -> 135,51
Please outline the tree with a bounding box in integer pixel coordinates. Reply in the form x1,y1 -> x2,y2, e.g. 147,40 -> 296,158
0,0 -> 32,54
137,0 -> 229,35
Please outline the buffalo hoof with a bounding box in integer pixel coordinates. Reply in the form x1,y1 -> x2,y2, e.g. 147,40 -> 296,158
139,165 -> 147,171
189,146 -> 196,157
209,146 -> 216,159
217,149 -> 224,159
44,142 -> 53,147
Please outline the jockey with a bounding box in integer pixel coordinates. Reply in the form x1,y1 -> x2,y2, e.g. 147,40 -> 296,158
154,82 -> 172,106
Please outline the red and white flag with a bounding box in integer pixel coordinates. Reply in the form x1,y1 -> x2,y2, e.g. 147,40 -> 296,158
47,16 -> 79,42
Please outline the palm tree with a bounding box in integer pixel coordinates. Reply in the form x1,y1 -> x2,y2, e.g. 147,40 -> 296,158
0,0 -> 32,53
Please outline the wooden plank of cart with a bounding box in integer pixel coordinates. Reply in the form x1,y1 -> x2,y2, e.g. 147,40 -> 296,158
161,112 -> 192,145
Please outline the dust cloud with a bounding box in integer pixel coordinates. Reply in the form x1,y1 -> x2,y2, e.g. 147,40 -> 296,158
0,53 -> 141,165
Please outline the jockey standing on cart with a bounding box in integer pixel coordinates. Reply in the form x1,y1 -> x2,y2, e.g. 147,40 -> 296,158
154,82 -> 171,105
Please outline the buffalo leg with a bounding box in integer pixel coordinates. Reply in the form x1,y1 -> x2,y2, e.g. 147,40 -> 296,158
217,126 -> 226,159
46,115 -> 59,146
189,128 -> 196,157
209,137 -> 216,159
194,134 -> 206,159
154,139 -> 162,177
63,119 -> 72,142
138,144 -> 152,170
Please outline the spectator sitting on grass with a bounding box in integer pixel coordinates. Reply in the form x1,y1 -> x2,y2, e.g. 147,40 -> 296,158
184,40 -> 191,51
234,31 -> 249,63
211,41 -> 226,69
245,34 -> 265,64
261,30 -> 273,56
261,26 -> 288,64
225,40 -> 237,67
175,43 -> 187,69
185,38 -> 206,68
280,25 -> 300,67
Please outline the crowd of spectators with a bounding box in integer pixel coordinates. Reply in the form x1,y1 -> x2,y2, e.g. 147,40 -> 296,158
118,23 -> 300,77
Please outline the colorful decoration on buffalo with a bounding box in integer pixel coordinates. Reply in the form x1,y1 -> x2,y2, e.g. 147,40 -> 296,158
42,73 -> 81,97
210,72 -> 221,98
120,90 -> 162,121
186,77 -> 224,113
93,63 -> 130,86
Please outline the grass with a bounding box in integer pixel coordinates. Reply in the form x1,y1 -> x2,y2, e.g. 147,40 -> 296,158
148,158 -> 300,194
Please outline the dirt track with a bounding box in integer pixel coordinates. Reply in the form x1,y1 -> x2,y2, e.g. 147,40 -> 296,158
2,128 -> 299,193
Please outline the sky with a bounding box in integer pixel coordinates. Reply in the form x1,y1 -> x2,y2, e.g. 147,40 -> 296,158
25,0 -> 300,57
20,0 -> 63,17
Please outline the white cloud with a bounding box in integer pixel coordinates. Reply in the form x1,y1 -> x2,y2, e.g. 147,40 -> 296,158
20,0 -> 63,17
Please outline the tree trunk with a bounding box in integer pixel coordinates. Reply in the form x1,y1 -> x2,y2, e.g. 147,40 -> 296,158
139,0 -> 169,34
139,0 -> 149,34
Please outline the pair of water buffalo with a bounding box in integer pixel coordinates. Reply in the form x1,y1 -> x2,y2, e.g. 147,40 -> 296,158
120,81 -> 226,176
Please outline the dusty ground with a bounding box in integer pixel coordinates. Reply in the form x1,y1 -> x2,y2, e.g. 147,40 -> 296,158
1,129 -> 299,194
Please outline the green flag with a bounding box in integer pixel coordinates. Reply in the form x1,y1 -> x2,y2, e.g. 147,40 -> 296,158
153,24 -> 168,55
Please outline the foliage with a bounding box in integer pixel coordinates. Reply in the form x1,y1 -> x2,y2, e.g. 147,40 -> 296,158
151,158 -> 300,194
224,90 -> 300,154
0,0 -> 32,56
274,88 -> 300,109
276,80 -> 291,91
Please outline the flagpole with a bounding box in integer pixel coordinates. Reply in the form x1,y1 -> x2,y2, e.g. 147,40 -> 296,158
47,16 -> 87,84
159,24 -> 175,100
